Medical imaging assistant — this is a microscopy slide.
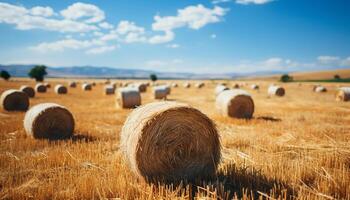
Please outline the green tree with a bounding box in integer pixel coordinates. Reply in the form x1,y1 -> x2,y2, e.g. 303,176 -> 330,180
280,74 -> 293,82
150,73 -> 157,82
334,74 -> 341,80
28,65 -> 47,82
0,70 -> 11,80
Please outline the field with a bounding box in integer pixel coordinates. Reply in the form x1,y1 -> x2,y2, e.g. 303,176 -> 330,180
0,78 -> 350,199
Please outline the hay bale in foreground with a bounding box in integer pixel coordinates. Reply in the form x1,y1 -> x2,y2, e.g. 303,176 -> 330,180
55,85 -> 68,94
251,84 -> 259,90
268,85 -> 285,97
105,85 -> 115,95
216,89 -> 254,118
183,82 -> 191,88
314,86 -> 327,93
336,87 -> 350,102
20,85 -> 35,98
35,83 -> 47,93
120,101 -> 221,182
153,85 -> 168,99
117,87 -> 141,108
69,82 -> 77,88
215,84 -> 229,96
82,83 -> 92,91
23,103 -> 74,139
0,90 -> 29,111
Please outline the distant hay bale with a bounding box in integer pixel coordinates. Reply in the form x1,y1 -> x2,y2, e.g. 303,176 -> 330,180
336,87 -> 350,102
314,86 -> 327,93
69,82 -> 77,88
120,101 -> 221,182
117,87 -> 141,108
20,85 -> 35,98
312,84 -> 321,91
268,85 -> 285,97
250,84 -> 259,90
82,83 -> 92,91
92,82 -> 96,86
216,89 -> 254,119
133,83 -> 147,92
44,83 -> 51,88
23,103 -> 74,139
215,84 -> 229,96
171,83 -> 178,88
183,82 -> 191,88
195,82 -> 205,88
0,90 -> 29,111
105,85 -> 115,95
55,85 -> 68,94
153,85 -> 169,99
35,83 -> 47,93
233,83 -> 240,89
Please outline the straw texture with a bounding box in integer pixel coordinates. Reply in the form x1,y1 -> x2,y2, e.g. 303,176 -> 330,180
336,87 -> 350,102
117,87 -> 141,108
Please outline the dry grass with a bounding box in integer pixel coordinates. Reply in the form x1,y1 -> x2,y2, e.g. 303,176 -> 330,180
0,78 -> 350,199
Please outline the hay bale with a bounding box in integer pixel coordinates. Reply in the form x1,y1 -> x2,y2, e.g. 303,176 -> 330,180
117,87 -> 141,108
336,87 -> 350,102
82,83 -> 92,91
0,90 -> 29,111
215,84 -> 229,96
216,89 -> 254,119
23,103 -> 74,139
183,82 -> 191,88
268,85 -> 285,97
195,82 -> 205,88
120,101 -> 221,182
105,85 -> 115,95
20,85 -> 35,98
314,86 -> 327,93
171,83 -> 178,88
233,83 -> 240,89
35,83 -> 47,93
69,82 -> 77,88
312,84 -> 321,91
44,83 -> 51,88
250,84 -> 259,90
153,85 -> 168,99
132,83 -> 147,92
55,85 -> 68,94
92,82 -> 96,86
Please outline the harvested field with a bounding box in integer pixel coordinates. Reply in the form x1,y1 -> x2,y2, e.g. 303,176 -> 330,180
0,78 -> 350,199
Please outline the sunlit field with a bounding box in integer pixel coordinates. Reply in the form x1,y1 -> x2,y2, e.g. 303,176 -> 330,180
0,78 -> 349,199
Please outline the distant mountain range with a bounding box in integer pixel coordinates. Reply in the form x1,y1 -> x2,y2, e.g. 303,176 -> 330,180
0,64 -> 288,79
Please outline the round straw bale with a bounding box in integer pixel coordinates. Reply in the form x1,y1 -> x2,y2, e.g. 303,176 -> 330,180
183,82 -> 191,88
82,83 -> 92,91
69,81 -> 76,88
133,83 -> 147,92
312,84 -> 321,91
233,83 -> 240,89
195,82 -> 205,88
120,101 -> 221,182
268,85 -> 285,97
153,85 -> 168,99
35,83 -> 47,93
171,83 -> 178,88
314,86 -> 327,93
117,87 -> 141,108
20,85 -> 35,98
0,90 -> 29,111
215,84 -> 229,96
55,85 -> 68,94
44,83 -> 51,88
336,87 -> 350,102
23,103 -> 74,139
92,82 -> 96,86
105,85 -> 115,95
250,84 -> 259,90
216,89 -> 254,119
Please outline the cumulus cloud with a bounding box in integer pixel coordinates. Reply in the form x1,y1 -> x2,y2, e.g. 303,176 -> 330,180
60,2 -> 105,23
317,55 -> 340,64
236,0 -> 275,5
85,45 -> 117,54
99,22 -> 113,29
212,0 -> 232,4
30,6 -> 55,17
341,57 -> 350,67
149,31 -> 175,44
30,39 -> 104,52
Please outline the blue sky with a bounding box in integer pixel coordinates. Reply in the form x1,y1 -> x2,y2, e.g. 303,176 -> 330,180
0,0 -> 349,73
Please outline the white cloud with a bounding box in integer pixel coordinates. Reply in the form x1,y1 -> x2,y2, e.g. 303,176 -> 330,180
85,45 -> 117,54
116,20 -> 144,34
166,44 -> 180,48
99,22 -> 113,29
30,6 -> 55,17
263,57 -> 283,67
317,55 -> 340,64
211,34 -> 217,39
30,39 -> 104,52
236,0 -> 275,5
341,57 -> 350,67
212,0 -> 232,4
149,31 -> 175,44
60,2 -> 105,23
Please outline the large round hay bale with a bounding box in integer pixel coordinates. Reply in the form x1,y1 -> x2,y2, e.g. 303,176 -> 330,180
20,85 -> 35,98
336,87 -> 350,102
183,82 -> 191,88
117,87 -> 141,108
23,103 -> 74,139
69,82 -> 77,88
314,86 -> 327,93
268,85 -> 285,97
105,85 -> 115,95
35,83 -> 47,93
120,101 -> 221,182
0,90 -> 29,111
55,85 -> 68,94
215,84 -> 229,96
195,82 -> 205,88
251,84 -> 259,90
82,83 -> 92,91
153,85 -> 168,99
216,89 -> 254,119
133,83 -> 147,92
